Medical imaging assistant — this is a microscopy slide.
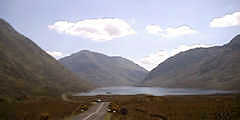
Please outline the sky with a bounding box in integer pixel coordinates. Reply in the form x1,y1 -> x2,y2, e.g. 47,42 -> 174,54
0,0 -> 240,70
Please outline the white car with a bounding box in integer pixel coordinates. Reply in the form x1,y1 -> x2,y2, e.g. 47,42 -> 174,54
96,99 -> 102,102
107,109 -> 112,112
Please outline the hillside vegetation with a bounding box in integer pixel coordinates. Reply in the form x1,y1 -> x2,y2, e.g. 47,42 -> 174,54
144,35 -> 240,90
60,50 -> 148,87
0,19 -> 93,99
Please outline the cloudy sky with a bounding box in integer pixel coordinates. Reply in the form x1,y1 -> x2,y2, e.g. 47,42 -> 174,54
1,0 -> 240,70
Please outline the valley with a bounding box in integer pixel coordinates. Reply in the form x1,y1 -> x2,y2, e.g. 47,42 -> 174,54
0,2 -> 240,119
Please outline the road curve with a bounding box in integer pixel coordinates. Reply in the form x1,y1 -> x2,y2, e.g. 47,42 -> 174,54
71,102 -> 110,120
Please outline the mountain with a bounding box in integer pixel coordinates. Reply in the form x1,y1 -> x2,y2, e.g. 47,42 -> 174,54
0,19 -> 93,98
59,50 -> 148,87
143,35 -> 240,90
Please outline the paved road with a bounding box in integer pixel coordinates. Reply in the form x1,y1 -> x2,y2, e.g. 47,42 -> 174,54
71,102 -> 110,120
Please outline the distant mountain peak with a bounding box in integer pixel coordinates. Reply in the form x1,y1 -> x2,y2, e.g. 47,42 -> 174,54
227,34 -> 240,49
59,50 -> 148,87
80,50 -> 93,53
73,50 -> 104,56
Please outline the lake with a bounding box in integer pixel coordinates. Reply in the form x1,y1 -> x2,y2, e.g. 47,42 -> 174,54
75,86 -> 237,96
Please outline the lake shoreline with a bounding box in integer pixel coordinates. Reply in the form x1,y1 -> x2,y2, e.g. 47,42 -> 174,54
75,86 -> 238,96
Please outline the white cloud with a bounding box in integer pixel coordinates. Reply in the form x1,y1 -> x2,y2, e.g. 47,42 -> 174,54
146,25 -> 163,34
46,51 -> 65,59
134,44 -> 213,71
48,18 -> 136,42
210,11 -> 240,28
146,25 -> 198,38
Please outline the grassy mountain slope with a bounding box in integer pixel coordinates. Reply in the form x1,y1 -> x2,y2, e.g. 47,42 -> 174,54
59,50 -> 148,87
144,35 -> 240,90
0,19 -> 93,98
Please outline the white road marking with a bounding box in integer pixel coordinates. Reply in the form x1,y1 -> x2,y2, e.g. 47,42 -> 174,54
82,102 -> 105,120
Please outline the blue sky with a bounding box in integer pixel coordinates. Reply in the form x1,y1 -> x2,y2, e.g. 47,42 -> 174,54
1,0 -> 240,70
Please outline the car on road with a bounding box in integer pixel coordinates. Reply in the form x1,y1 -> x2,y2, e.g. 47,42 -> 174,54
107,103 -> 120,113
96,99 -> 102,103
80,105 -> 88,112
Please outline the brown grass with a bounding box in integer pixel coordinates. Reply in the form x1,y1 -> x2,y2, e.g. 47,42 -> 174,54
0,96 -> 91,120
1,94 -> 240,120
99,94 -> 240,120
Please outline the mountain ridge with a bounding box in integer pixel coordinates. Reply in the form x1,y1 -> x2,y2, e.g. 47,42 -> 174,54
143,34 -> 240,90
59,50 -> 148,87
0,18 -> 93,98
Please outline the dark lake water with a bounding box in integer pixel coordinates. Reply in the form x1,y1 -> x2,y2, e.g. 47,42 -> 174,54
76,86 -> 237,96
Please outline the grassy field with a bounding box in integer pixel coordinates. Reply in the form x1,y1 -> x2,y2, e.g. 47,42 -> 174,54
69,94 -> 240,120
0,96 -> 91,120
103,94 -> 240,120
1,94 -> 240,120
